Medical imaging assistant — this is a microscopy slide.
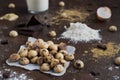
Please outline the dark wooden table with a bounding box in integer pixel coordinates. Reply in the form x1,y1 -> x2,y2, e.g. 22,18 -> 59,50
0,0 -> 120,80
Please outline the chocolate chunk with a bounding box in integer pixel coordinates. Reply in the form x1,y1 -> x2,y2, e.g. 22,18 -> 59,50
97,44 -> 107,50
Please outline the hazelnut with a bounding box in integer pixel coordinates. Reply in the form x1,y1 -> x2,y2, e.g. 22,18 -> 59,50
19,48 -> 28,57
50,59 -> 59,68
60,59 -> 67,67
49,31 -> 56,37
9,53 -> 20,62
114,57 -> 120,66
49,44 -> 58,51
53,64 -> 64,73
74,60 -> 84,69
40,63 -> 50,71
58,42 -> 67,50
59,1 -> 65,7
28,50 -> 38,58
36,57 -> 44,65
39,42 -> 49,49
31,56 -> 38,64
39,49 -> 49,57
65,54 -> 74,61
109,25 -> 117,32
44,54 -> 54,63
9,30 -> 18,37
55,53 -> 64,60
50,50 -> 57,55
8,3 -> 15,8
19,57 -> 30,65
59,50 -> 68,55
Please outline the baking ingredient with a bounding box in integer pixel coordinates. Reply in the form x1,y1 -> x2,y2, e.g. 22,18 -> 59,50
61,22 -> 101,43
49,30 -> 57,37
53,64 -> 64,73
0,13 -> 19,21
9,53 -> 20,62
8,3 -> 15,8
9,30 -> 18,37
114,57 -> 120,66
91,42 -> 120,58
59,1 -> 65,7
40,63 -> 50,71
97,6 -> 112,21
109,25 -> 117,32
52,9 -> 89,23
19,57 -> 30,65
74,60 -> 84,69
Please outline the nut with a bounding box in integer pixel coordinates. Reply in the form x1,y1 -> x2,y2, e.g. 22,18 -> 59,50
114,57 -> 120,66
9,53 -> 20,62
65,54 -> 74,61
50,59 -> 59,68
37,57 -> 44,65
55,53 -> 64,60
39,49 -> 49,57
49,31 -> 56,37
19,57 -> 30,65
19,48 -> 28,57
9,30 -> 18,37
31,56 -> 38,64
53,64 -> 64,73
59,1 -> 65,7
40,63 -> 50,71
8,3 -> 15,8
28,50 -> 38,58
109,25 -> 117,32
74,60 -> 84,69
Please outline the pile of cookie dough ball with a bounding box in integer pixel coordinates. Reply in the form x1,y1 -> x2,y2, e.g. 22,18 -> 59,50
8,38 -> 75,73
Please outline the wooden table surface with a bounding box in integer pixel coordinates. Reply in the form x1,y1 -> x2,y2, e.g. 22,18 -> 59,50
0,0 -> 120,80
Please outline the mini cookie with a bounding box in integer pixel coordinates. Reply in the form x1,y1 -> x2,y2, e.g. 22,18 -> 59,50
19,57 -> 30,65
53,64 -> 64,73
47,41 -> 54,46
49,31 -> 56,37
59,1 -> 65,7
8,3 -> 15,8
39,42 -> 49,49
9,30 -> 18,37
109,25 -> 117,32
31,56 -> 38,64
32,39 -> 44,48
39,49 -> 49,57
50,50 -> 57,56
28,50 -> 38,58
58,42 -> 67,50
65,54 -> 74,61
40,63 -> 50,71
19,48 -> 28,57
59,50 -> 68,55
50,59 -> 60,68
49,44 -> 58,51
44,54 -> 54,63
60,59 -> 67,67
74,60 -> 84,69
37,57 -> 44,65
9,53 -> 20,62
55,53 -> 64,60
26,41 -> 33,48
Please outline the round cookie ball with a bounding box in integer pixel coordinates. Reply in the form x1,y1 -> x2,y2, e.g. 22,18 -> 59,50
31,56 -> 38,64
74,60 -> 84,69
49,44 -> 58,51
109,25 -> 117,32
50,50 -> 57,56
50,59 -> 59,68
53,64 -> 64,73
55,53 -> 64,60
49,31 -> 56,37
28,50 -> 38,58
59,50 -> 68,55
37,57 -> 44,65
9,53 -> 20,62
19,48 -> 28,57
9,30 -> 18,37
60,59 -> 67,67
8,3 -> 15,8
114,57 -> 120,66
59,1 -> 65,7
26,41 -> 33,48
39,42 -> 49,49
39,49 -> 49,57
65,54 -> 74,61
47,41 -> 54,46
44,54 -> 54,63
19,57 -> 30,65
40,63 -> 50,71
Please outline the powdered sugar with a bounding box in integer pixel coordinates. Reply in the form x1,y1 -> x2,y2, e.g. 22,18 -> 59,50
61,22 -> 101,43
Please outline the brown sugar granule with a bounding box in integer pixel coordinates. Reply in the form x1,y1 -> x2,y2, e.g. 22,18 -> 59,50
91,42 -> 120,58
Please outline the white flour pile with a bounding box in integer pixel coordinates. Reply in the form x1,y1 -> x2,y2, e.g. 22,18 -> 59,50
61,22 -> 101,43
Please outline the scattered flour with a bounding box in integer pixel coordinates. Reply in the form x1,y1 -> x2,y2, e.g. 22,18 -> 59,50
61,22 -> 101,43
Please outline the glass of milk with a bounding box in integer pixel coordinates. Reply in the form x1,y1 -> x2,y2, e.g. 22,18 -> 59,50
26,0 -> 49,14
